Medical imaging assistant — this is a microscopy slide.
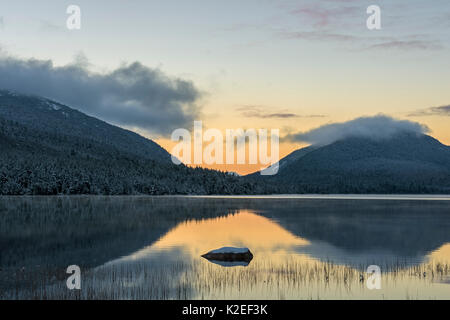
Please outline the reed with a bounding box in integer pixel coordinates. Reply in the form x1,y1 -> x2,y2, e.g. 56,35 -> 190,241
2,258 -> 449,300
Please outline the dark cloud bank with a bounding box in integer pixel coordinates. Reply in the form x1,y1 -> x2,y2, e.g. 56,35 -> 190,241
284,115 -> 430,146
0,55 -> 201,136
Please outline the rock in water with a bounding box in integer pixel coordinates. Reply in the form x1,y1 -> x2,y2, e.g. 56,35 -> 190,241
201,247 -> 253,265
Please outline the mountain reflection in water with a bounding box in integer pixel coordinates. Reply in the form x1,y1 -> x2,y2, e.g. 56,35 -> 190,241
105,209 -> 450,270
1,196 -> 450,299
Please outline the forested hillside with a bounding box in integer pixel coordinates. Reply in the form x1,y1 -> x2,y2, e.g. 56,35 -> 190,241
256,133 -> 450,194
0,91 -> 268,195
1,90 -> 450,195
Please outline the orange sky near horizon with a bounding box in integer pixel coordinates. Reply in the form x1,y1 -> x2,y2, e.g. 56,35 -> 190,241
151,113 -> 450,175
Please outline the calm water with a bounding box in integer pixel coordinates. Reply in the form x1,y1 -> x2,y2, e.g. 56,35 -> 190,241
1,196 -> 450,299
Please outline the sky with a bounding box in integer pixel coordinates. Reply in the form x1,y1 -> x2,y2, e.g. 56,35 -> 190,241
0,0 -> 449,174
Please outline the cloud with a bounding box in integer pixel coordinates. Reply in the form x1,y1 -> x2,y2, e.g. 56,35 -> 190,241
366,40 -> 443,51
236,105 -> 326,119
0,54 -> 201,136
277,2 -> 444,52
277,29 -> 443,51
408,105 -> 450,117
278,30 -> 357,43
290,4 -> 359,28
250,112 -> 298,119
39,20 -> 66,34
284,115 -> 429,146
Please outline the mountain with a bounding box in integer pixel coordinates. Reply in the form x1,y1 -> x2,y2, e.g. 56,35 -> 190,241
0,90 -> 170,162
256,132 -> 450,194
2,89 -> 449,195
0,90 -> 262,195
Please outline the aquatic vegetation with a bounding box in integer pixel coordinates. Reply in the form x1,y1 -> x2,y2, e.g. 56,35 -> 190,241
2,258 -> 449,300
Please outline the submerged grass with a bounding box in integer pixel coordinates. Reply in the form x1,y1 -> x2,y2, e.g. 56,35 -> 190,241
3,258 -> 449,300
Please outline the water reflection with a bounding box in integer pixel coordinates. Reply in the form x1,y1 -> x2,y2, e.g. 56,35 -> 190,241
91,209 -> 450,299
206,260 -> 251,267
1,196 -> 450,299
109,211 -> 309,266
105,209 -> 450,271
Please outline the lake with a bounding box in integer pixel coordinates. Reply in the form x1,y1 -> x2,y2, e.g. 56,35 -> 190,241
1,195 -> 449,299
